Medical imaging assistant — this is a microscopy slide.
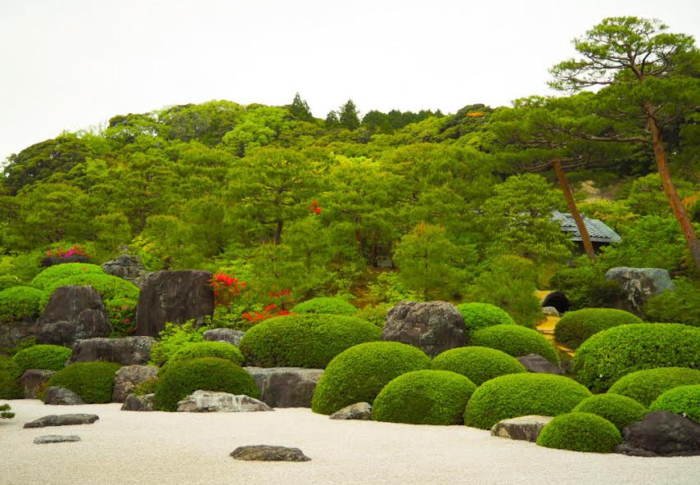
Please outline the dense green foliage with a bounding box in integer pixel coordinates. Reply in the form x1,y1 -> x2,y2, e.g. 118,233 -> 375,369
42,273 -> 139,301
0,286 -> 45,322
291,297 -> 357,316
572,394 -> 648,430
372,370 -> 477,425
456,303 -> 515,341
650,385 -> 700,423
0,356 -> 23,399
537,413 -> 622,453
12,344 -> 72,374
608,367 -> 700,406
45,362 -> 121,403
311,341 -> 431,415
470,324 -> 559,365
643,279 -> 700,328
149,321 -> 208,367
160,342 -> 244,375
554,308 -> 642,349
29,263 -> 105,290
0,403 -> 14,419
431,346 -> 526,385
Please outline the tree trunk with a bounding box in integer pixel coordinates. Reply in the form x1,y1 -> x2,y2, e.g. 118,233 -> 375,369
274,220 -> 283,245
552,159 -> 596,260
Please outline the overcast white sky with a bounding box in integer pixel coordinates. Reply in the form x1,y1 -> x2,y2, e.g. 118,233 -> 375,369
1,0 -> 699,160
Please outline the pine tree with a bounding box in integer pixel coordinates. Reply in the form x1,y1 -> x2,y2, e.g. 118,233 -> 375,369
290,93 -> 313,122
339,100 -> 360,131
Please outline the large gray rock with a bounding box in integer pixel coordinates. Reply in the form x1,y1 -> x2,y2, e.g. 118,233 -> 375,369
135,271 -> 215,337
21,369 -> 56,399
24,414 -> 99,428
491,415 -> 554,442
0,320 -> 40,351
36,286 -> 111,348
34,435 -> 81,444
69,337 -> 156,366
176,391 -> 273,413
121,393 -> 155,412
516,354 -> 563,375
330,402 -> 372,421
102,254 -> 149,288
246,367 -> 323,408
615,410 -> 700,457
112,365 -> 159,402
44,387 -> 85,406
383,301 -> 466,358
230,445 -> 311,462
605,267 -> 675,316
203,328 -> 245,347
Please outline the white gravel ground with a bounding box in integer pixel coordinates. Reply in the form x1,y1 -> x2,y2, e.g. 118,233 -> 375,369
1,399 -> 698,485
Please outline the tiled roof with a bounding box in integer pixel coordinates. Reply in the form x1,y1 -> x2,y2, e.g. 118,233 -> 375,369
552,211 -> 621,244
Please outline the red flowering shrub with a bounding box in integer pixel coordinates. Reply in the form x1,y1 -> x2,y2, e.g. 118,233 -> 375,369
241,304 -> 292,324
309,199 -> 322,215
105,296 -> 137,337
210,271 -> 246,307
46,244 -> 91,259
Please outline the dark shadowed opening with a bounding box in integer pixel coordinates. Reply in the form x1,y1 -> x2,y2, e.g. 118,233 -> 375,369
542,292 -> 570,314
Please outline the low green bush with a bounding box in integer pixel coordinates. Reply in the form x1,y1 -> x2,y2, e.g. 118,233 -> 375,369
373,370 -> 477,425
43,273 -> 139,301
431,346 -> 526,385
573,324 -> 700,392
311,341 -> 431,415
0,403 -> 14,419
456,303 -> 515,341
463,373 -> 591,430
149,320 -> 208,367
45,362 -> 121,403
355,303 -> 392,328
12,344 -> 72,374
650,385 -> 700,423
554,308 -> 642,349
537,413 -> 622,453
572,394 -> 647,430
133,378 -> 159,396
239,314 -> 381,368
643,278 -> 700,328
160,342 -> 244,375
470,324 -> 559,365
30,263 -> 105,291
292,297 -> 357,316
0,356 -> 23,399
153,357 -> 258,412
608,367 -> 700,406
0,286 -> 46,322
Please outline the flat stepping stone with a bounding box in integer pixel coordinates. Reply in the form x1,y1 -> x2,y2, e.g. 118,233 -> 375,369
34,435 -> 82,444
24,414 -> 99,429
230,445 -> 311,462
491,415 -> 553,442
177,391 -> 273,413
330,402 -> 372,421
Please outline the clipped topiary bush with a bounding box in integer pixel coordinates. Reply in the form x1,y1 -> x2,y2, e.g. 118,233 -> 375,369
12,344 -> 72,374
0,286 -> 46,323
431,346 -> 526,385
43,273 -> 139,301
30,263 -> 105,291
463,373 -> 591,430
470,324 -> 559,365
650,385 -> 700,423
608,367 -> 700,407
0,356 -> 23,399
153,357 -> 258,412
311,341 -> 431,415
554,308 -> 642,349
239,314 -> 381,368
45,362 -> 121,403
456,303 -> 515,340
160,341 -> 244,375
537,413 -> 622,453
373,370 -> 477,425
573,324 -> 700,392
572,394 -> 647,430
292,297 -> 357,316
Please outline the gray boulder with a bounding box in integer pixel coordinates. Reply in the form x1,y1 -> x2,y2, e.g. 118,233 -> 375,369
615,411 -> 700,457
69,337 -> 156,366
34,435 -> 81,444
541,306 -> 560,317
42,255 -> 90,267
102,254 -> 149,288
516,354 -> 563,375
112,365 -> 159,402
605,267 -> 675,316
230,445 -> 311,462
121,393 -> 155,412
383,301 -> 466,358
330,402 -> 372,421
20,369 -> 56,399
176,391 -> 273,413
0,320 -> 40,351
44,387 -> 84,406
24,414 -> 99,429
203,328 -> 245,347
491,415 -> 554,442
246,367 -> 323,408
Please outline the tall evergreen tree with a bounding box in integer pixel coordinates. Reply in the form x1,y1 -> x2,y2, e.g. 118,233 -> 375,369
289,93 -> 313,122
339,99 -> 360,131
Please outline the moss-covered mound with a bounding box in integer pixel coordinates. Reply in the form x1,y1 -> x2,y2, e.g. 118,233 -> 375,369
0,286 -> 46,322
554,308 -> 642,349
153,357 -> 258,412
0,356 -> 23,399
30,263 -> 105,291
463,373 -> 591,430
456,303 -> 515,340
43,273 -> 140,301
292,297 -> 357,316
470,324 -> 559,365
650,385 -> 700,423
572,394 -> 647,430
573,324 -> 700,392
608,367 -> 700,407
431,346 -> 526,385
45,362 -> 121,403
537,413 -> 622,453
160,341 -> 245,375
239,314 -> 381,368
12,344 -> 72,374
311,341 -> 431,415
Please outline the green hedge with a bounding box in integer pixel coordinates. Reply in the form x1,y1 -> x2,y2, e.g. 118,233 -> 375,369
608,367 -> 700,406
43,273 -> 140,301
572,394 -> 647,430
537,413 -> 622,453
239,314 -> 381,368
311,341 -> 431,415
12,344 -> 72,374
292,297 -> 357,316
463,373 -> 591,430
650,385 -> 700,423
30,263 -> 105,291
0,356 -> 23,399
160,342 -> 244,375
470,324 -> 559,365
0,286 -> 46,322
573,324 -> 700,392
554,308 -> 641,349
431,346 -> 526,385
45,362 -> 121,403
153,357 -> 258,412
456,303 -> 515,341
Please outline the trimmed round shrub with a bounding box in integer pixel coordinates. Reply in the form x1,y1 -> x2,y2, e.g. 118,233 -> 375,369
153,357 -> 258,412
554,308 -> 642,349
45,362 -> 121,403
470,324 -> 559,365
608,367 -> 700,406
573,324 -> 700,392
463,373 -> 592,430
30,263 -> 105,291
160,341 -> 244,375
12,344 -> 72,374
292,297 -> 357,316
431,346 -> 526,385
537,413 -> 622,453
0,356 -> 23,399
239,314 -> 381,368
311,341 -> 431,415
572,394 -> 647,430
0,286 -> 46,322
373,370 -> 477,425
44,273 -> 139,301
456,303 -> 515,339
650,385 -> 700,423
133,378 -> 158,396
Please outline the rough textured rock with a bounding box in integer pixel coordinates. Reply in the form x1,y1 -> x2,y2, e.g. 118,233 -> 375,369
121,393 -> 155,412
516,354 -> 563,375
230,445 -> 311,462
605,267 -> 675,316
541,306 -> 560,317
69,337 -> 156,366
0,319 -> 40,351
491,415 -> 554,443
246,367 -> 323,408
20,369 -> 56,399
135,271 -> 215,337
330,402 -> 372,420
176,391 -> 273,413
383,301 -> 466,358
112,365 -> 159,402
24,414 -> 99,429
203,328 -> 245,347
36,286 -> 111,348
44,387 -> 85,406
615,411 -> 700,457
34,435 -> 82,444
42,255 -> 90,267
102,253 -> 149,288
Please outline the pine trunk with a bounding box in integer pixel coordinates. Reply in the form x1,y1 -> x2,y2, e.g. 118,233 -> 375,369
552,159 -> 596,260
